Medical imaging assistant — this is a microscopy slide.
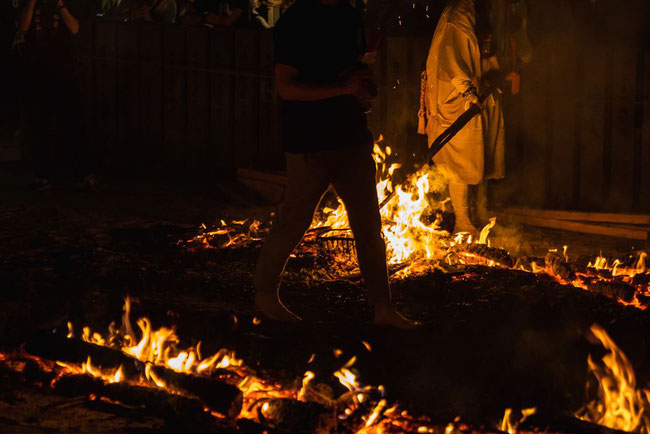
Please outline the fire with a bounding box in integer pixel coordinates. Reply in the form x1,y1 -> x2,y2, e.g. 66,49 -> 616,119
499,407 -> 536,434
576,324 -> 650,432
312,138 -> 450,271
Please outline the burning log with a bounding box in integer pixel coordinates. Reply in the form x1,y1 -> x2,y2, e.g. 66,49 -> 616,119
256,398 -> 335,433
513,256 -> 545,272
544,251 -> 575,282
585,280 -> 636,304
53,373 -> 217,425
24,332 -> 243,417
449,243 -> 514,268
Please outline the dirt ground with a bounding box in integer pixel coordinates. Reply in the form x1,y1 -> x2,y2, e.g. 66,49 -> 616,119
1,166 -> 650,432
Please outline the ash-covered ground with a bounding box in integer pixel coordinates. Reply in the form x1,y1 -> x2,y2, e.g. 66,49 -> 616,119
1,168 -> 649,432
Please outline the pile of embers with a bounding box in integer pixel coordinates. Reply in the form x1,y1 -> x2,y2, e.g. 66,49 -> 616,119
184,219 -> 650,309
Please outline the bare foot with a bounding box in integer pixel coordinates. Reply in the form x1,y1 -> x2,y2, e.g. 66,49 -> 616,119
453,222 -> 479,239
254,292 -> 301,322
373,303 -> 421,330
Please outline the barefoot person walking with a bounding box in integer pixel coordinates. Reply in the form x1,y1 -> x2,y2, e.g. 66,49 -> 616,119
253,0 -> 417,329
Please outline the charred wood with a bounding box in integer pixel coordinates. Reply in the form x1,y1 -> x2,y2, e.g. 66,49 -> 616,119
449,243 -> 514,268
52,374 -> 221,429
256,398 -> 334,433
586,280 -> 636,304
24,333 -> 243,417
545,252 -> 575,282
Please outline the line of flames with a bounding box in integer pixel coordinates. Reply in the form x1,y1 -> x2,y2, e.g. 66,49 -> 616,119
44,297 -> 447,432
3,298 -> 650,433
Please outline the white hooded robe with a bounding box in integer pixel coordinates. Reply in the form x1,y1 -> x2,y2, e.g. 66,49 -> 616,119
424,0 -> 490,185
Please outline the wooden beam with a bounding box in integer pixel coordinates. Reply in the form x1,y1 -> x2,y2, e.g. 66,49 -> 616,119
494,212 -> 649,240
502,207 -> 650,226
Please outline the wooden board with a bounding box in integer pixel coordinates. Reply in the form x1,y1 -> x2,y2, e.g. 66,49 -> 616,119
257,30 -> 283,170
94,21 -> 117,165
497,213 -> 648,240
641,50 -> 650,211
577,46 -> 607,209
503,206 -> 650,225
162,25 -> 187,173
116,23 -> 140,168
608,48 -> 637,211
139,23 -> 163,167
210,30 -> 234,170
185,26 -> 210,174
233,29 -> 259,168
547,6 -> 577,208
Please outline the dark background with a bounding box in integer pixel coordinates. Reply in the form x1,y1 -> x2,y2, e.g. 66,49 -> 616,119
1,0 -> 649,212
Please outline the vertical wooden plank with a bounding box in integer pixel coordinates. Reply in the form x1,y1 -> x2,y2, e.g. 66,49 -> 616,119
210,29 -> 234,170
578,46 -> 607,209
75,20 -> 94,159
640,51 -> 650,212
233,28 -> 259,168
257,30 -> 283,170
185,26 -> 210,174
608,48 -> 637,211
162,25 -> 187,174
384,37 -> 409,147
139,23 -> 163,169
518,40 -> 551,207
547,11 -> 576,209
116,22 -> 140,169
94,21 -> 117,167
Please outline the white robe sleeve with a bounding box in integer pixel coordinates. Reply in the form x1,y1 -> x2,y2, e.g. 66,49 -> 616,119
439,24 -> 479,97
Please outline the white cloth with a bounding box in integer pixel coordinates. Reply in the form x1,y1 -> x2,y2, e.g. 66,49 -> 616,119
424,0 -> 483,185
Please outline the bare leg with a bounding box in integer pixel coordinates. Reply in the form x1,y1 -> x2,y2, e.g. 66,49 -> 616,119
332,148 -> 419,329
449,180 -> 478,236
253,153 -> 329,321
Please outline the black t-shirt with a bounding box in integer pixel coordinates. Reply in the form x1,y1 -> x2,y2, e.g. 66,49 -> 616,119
274,0 -> 373,153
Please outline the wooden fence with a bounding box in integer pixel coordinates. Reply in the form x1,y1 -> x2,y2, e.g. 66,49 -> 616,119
76,15 -> 650,213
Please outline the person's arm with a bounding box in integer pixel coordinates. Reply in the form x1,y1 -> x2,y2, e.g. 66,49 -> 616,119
19,0 -> 38,33
275,64 -> 375,103
56,0 -> 79,34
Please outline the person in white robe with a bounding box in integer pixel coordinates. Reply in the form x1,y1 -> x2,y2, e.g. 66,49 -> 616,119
420,0 -> 485,234
419,0 -> 530,234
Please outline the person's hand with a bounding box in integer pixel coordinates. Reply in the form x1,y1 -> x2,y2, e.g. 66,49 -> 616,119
344,69 -> 378,104
505,71 -> 521,95
464,92 -> 481,110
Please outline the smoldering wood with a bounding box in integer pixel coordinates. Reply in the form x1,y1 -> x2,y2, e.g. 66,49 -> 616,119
449,243 -> 515,268
585,280 -> 637,304
23,333 -> 243,417
54,374 -> 207,417
545,252 -> 576,281
256,398 -> 335,433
